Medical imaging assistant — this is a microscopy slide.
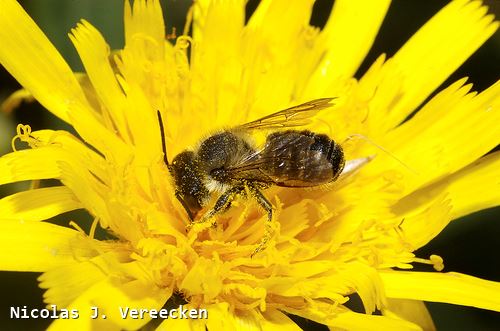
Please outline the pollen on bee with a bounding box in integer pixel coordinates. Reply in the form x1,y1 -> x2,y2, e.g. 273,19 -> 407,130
204,178 -> 231,194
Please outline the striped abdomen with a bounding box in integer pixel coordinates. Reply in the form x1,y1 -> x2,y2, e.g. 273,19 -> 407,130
259,130 -> 345,187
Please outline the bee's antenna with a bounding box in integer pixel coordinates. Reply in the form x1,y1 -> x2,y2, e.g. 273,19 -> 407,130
343,134 -> 419,175
157,110 -> 169,167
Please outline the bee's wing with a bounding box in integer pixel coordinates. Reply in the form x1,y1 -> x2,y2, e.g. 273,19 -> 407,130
235,98 -> 336,131
226,133 -> 338,187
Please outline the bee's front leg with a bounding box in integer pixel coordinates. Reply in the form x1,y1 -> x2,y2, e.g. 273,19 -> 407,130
187,185 -> 245,231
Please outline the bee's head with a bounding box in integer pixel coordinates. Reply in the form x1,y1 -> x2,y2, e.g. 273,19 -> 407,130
170,151 -> 209,219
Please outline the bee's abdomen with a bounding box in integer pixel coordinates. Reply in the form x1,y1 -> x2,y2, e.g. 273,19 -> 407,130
261,130 -> 345,187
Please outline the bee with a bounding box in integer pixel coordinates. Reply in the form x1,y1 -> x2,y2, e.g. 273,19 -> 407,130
158,98 -> 350,254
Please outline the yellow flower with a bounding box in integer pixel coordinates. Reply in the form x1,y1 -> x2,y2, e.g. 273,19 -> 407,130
0,0 -> 499,330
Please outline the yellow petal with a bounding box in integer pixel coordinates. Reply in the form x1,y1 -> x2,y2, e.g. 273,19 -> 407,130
381,0 -> 498,128
1,88 -> 35,113
304,0 -> 391,96
284,304 -> 421,331
116,83 -> 159,163
0,145 -> 109,225
124,0 -> 164,49
446,151 -> 500,219
67,101 -> 131,164
374,79 -> 500,193
180,257 -> 224,301
260,309 -> 302,330
190,0 -> 245,129
2,73 -> 106,115
329,309 -> 422,331
397,192 -> 452,250
159,304 -> 261,331
47,283 -> 120,331
0,220 -> 84,271
0,0 -> 90,123
69,20 -> 128,139
39,259 -> 106,308
380,271 -> 500,312
205,303 -> 261,331
158,317 -> 206,331
383,299 -> 436,331
0,148 -> 64,185
13,130 -> 114,224
0,186 -> 81,221
263,262 -> 384,314
98,280 -> 169,329
121,0 -> 166,113
50,279 -> 169,330
242,0 -> 317,114
48,299 -> 94,331
56,160 -> 111,228
394,151 -> 500,222
29,129 -> 108,183
246,0 -> 313,34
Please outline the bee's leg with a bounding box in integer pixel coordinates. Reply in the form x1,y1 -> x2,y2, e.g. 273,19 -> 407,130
247,184 -> 273,257
206,185 -> 246,220
187,185 -> 245,230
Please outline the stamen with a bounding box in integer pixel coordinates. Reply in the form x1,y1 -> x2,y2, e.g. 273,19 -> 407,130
412,254 -> 444,271
183,4 -> 194,36
11,124 -> 37,151
69,220 -> 85,234
89,217 -> 99,240
176,35 -> 193,51
430,254 -> 444,271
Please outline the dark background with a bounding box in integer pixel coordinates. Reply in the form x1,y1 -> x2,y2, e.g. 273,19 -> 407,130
0,0 -> 498,330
